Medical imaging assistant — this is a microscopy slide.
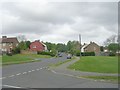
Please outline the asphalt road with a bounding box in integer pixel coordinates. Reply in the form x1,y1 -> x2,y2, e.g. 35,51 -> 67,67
1,54 -> 118,89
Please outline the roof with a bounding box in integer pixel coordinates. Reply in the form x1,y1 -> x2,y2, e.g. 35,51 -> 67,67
31,40 -> 46,47
1,37 -> 19,43
82,42 -> 99,49
81,44 -> 89,52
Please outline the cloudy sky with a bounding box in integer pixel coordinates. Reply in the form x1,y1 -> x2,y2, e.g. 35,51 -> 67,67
1,0 -> 118,45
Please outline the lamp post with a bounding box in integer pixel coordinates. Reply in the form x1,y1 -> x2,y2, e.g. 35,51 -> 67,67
79,34 -> 81,59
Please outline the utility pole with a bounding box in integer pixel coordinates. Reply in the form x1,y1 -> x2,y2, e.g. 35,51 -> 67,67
79,34 -> 81,59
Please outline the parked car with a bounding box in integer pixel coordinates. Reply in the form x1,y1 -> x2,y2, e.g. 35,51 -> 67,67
67,54 -> 72,59
58,53 -> 62,57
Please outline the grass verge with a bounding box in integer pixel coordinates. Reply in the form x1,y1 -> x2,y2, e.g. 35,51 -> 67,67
2,54 -> 52,65
68,56 -> 118,73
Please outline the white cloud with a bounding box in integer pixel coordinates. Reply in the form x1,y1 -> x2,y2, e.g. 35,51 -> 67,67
1,1 -> 118,45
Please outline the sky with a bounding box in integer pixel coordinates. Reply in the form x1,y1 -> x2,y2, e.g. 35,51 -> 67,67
0,0 -> 118,45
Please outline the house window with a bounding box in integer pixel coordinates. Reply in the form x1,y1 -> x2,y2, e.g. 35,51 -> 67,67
33,45 -> 36,48
2,43 -> 6,47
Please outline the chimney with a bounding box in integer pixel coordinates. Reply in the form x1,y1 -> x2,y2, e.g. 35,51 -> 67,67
35,40 -> 40,42
2,36 -> 7,39
90,41 -> 93,44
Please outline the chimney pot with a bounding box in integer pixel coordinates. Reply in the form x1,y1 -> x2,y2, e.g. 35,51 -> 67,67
2,36 -> 7,39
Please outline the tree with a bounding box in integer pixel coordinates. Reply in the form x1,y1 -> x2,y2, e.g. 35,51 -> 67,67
18,41 -> 27,50
100,46 -> 104,52
104,35 -> 117,46
56,43 -> 67,52
66,40 -> 80,55
25,41 -> 31,48
17,35 -> 27,42
108,43 -> 120,53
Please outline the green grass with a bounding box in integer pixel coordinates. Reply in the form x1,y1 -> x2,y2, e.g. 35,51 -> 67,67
81,76 -> 119,83
2,54 -> 52,65
68,56 -> 118,73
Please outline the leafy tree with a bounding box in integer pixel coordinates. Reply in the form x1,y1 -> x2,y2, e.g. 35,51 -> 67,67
108,43 -> 120,53
25,41 -> 31,48
100,46 -> 104,52
18,41 -> 27,50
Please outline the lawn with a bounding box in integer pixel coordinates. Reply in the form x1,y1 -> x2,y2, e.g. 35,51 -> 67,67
2,54 -> 52,65
68,56 -> 118,73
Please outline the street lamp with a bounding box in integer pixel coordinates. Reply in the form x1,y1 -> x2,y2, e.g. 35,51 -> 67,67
79,34 -> 81,59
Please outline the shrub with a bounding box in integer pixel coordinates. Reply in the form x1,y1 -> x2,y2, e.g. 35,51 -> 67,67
6,52 -> 12,56
109,52 -> 116,56
76,52 -> 95,56
12,47 -> 21,54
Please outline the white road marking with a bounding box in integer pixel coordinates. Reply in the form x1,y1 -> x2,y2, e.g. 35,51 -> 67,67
2,77 -> 6,79
2,85 -> 22,88
28,71 -> 32,73
0,77 -> 6,79
23,72 -> 27,74
2,67 -> 45,79
9,75 -> 15,77
32,70 -> 35,71
16,73 -> 21,76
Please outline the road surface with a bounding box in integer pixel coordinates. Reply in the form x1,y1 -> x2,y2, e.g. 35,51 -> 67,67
1,54 -> 118,89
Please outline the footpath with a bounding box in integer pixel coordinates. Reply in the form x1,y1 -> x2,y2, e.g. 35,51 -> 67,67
49,57 -> 118,77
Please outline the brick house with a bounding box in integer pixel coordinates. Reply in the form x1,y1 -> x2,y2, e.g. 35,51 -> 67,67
81,41 -> 100,55
30,40 -> 47,52
0,36 -> 19,53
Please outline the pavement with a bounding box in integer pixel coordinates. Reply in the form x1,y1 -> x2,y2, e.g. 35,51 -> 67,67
1,55 -> 119,89
49,57 -> 118,77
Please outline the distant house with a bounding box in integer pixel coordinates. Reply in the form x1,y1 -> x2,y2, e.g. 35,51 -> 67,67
81,41 -> 100,55
30,40 -> 47,52
0,36 -> 19,53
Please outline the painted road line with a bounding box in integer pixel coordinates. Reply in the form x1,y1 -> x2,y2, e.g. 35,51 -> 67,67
0,77 -> 6,79
3,85 -> 22,88
2,77 -> 7,79
32,70 -> 35,72
9,75 -> 15,78
28,71 -> 32,73
16,73 -> 21,76
23,72 -> 27,74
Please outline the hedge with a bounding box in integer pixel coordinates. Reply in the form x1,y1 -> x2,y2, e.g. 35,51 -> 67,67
76,51 -> 95,56
109,52 -> 116,56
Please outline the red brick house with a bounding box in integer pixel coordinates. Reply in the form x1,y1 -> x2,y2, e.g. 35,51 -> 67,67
30,40 -> 47,52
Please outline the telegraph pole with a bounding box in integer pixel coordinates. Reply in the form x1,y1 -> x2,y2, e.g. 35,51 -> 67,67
79,34 -> 81,59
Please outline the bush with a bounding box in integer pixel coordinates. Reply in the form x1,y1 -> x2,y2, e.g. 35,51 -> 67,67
12,47 -> 21,54
76,51 -> 95,56
6,52 -> 12,56
109,52 -> 116,56
37,51 -> 55,57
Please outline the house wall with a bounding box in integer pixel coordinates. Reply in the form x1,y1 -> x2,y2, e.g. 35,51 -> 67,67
30,42 -> 45,52
2,42 -> 18,52
84,42 -> 100,55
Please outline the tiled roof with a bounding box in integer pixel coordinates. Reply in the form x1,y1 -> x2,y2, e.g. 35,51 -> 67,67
1,37 -> 19,43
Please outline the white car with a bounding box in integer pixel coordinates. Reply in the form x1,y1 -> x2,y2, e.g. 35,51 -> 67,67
67,54 -> 72,59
